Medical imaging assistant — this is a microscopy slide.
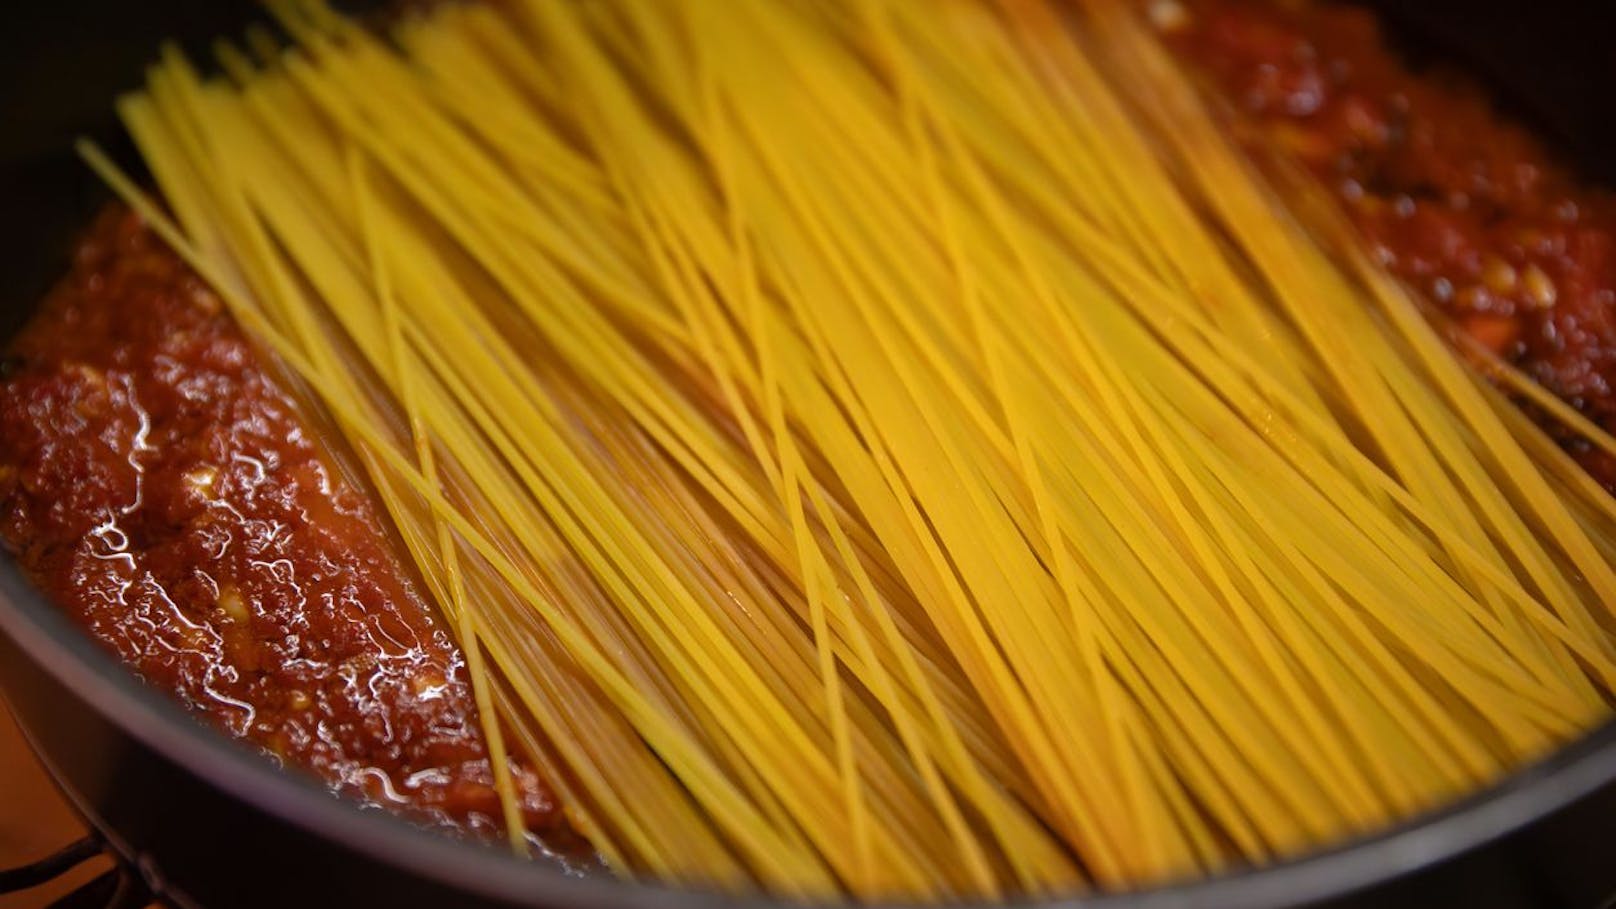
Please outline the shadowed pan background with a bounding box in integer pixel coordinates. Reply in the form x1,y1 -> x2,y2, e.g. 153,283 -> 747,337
0,0 -> 1614,336
2,0 -> 1616,907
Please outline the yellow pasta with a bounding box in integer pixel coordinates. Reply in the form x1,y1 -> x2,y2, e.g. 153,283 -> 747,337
76,0 -> 1616,899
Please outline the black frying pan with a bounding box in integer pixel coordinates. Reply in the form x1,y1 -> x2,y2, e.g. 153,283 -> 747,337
5,2 -> 1616,907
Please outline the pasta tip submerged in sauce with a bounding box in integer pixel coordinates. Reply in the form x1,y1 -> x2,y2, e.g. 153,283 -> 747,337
8,0 -> 1616,890
1168,0 -> 1616,488
0,207 -> 571,848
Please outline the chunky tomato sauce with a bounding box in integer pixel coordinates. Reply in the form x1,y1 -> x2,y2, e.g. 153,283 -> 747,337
0,208 -> 569,847
1166,0 -> 1616,488
6,0 -> 1616,870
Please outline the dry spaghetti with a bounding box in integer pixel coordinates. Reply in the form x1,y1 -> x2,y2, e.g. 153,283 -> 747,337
79,0 -> 1616,899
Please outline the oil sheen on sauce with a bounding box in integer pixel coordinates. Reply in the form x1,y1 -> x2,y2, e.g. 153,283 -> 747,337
0,207 -> 572,850
9,0 -> 1616,869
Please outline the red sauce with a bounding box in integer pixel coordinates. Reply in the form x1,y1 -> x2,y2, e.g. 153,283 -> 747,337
8,2 -> 1612,867
0,207 -> 571,848
1166,0 -> 1616,488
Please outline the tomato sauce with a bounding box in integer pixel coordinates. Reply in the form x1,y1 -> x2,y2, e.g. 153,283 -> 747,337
7,0 -> 1616,869
0,207 -> 573,850
1164,0 -> 1616,488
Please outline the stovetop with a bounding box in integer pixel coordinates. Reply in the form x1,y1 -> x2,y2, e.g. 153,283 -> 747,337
0,708 -> 149,909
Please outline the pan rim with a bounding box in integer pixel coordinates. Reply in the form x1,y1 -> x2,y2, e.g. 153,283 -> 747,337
4,547 -> 1616,909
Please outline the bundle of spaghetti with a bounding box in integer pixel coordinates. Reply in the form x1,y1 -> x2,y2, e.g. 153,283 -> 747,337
78,0 -> 1616,898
